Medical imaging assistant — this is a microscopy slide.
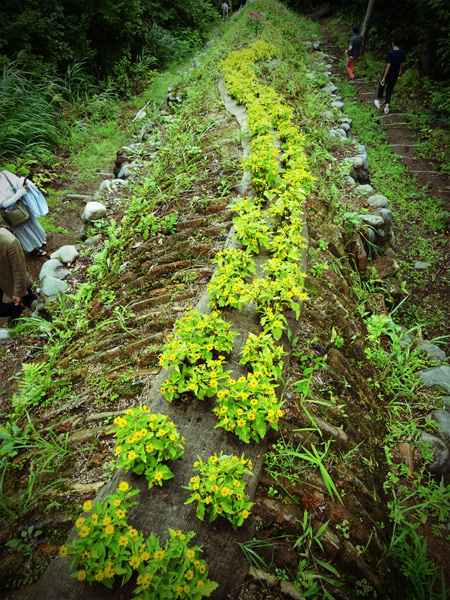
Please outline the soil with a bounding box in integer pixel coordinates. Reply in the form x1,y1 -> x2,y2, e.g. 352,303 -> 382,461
1,17 -> 450,600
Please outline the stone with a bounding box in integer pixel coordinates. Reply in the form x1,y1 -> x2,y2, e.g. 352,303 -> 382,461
377,208 -> 393,225
117,163 -> 138,179
41,277 -> 68,296
322,84 -> 338,94
347,156 -> 364,168
81,201 -> 107,223
387,229 -> 395,248
39,259 -> 63,280
418,432 -> 450,475
329,129 -> 347,140
340,122 -> 351,132
397,442 -> 414,474
358,184 -> 375,195
417,341 -> 446,361
428,410 -> 450,444
367,194 -> 389,208
322,110 -> 333,119
0,329 -> 10,342
67,425 -> 114,446
414,261 -> 431,269
331,101 -> 344,109
360,214 -> 384,227
84,235 -> 102,247
364,227 -> 376,243
280,581 -> 304,599
70,481 -> 106,493
370,255 -> 400,279
50,245 -> 79,264
417,366 -> 450,393
345,176 -> 356,185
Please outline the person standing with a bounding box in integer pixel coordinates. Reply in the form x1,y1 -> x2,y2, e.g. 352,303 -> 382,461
0,170 -> 48,256
374,36 -> 406,114
0,227 -> 37,325
222,1 -> 229,22
344,25 -> 363,80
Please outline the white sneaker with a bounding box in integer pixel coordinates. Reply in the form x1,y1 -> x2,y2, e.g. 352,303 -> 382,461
384,107 -> 390,114
374,99 -> 381,109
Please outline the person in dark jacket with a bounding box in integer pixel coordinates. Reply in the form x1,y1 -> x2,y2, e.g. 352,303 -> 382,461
344,25 -> 363,80
374,36 -> 406,114
0,227 -> 37,325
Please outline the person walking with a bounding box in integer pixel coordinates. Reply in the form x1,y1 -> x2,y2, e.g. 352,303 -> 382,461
0,170 -> 48,256
374,36 -> 406,114
0,227 -> 37,325
222,1 -> 229,22
344,25 -> 363,80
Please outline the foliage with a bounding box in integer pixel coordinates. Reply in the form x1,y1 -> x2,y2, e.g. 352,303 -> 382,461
62,482 -> 217,596
294,511 -> 341,599
113,407 -> 185,488
184,452 -> 254,529
62,482 -> 143,587
0,60 -> 61,159
132,529 -> 218,599
159,309 -> 236,402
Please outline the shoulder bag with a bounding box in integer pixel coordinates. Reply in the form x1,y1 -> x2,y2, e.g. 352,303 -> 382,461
0,171 -> 30,227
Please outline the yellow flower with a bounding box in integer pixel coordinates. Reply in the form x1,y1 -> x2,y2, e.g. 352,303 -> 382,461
91,513 -> 99,524
154,549 -> 165,561
176,585 -> 184,596
118,536 -> 128,547
185,569 -> 194,580
104,524 -> 114,535
129,528 -> 139,538
79,526 -> 90,538
104,563 -> 114,578
184,585 -> 190,593
186,549 -> 195,560
154,471 -> 163,481
115,446 -> 122,455
83,500 -> 92,512
59,545 -> 68,557
77,570 -> 86,581
113,499 -> 121,507
103,516 -> 112,525
194,461 -> 199,467
157,429 -> 166,437
116,509 -> 126,519
197,580 -> 205,588
242,509 -> 250,519
146,443 -> 154,453
141,551 -> 150,561
129,555 -> 141,569
75,517 -> 85,528
94,570 -> 104,582
118,481 -> 129,492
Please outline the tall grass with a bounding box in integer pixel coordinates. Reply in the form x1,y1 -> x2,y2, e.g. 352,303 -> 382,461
0,60 -> 61,159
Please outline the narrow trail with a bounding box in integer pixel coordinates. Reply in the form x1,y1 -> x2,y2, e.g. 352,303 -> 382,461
319,23 -> 450,210
319,20 -> 450,338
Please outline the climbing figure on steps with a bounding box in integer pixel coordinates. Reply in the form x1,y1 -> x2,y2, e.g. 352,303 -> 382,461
344,24 -> 363,80
374,35 -> 406,114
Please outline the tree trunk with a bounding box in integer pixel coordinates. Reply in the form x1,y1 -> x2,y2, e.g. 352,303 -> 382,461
361,0 -> 376,53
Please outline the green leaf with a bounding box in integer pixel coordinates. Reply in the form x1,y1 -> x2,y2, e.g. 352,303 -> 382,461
198,580 -> 219,596
196,501 -> 206,521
